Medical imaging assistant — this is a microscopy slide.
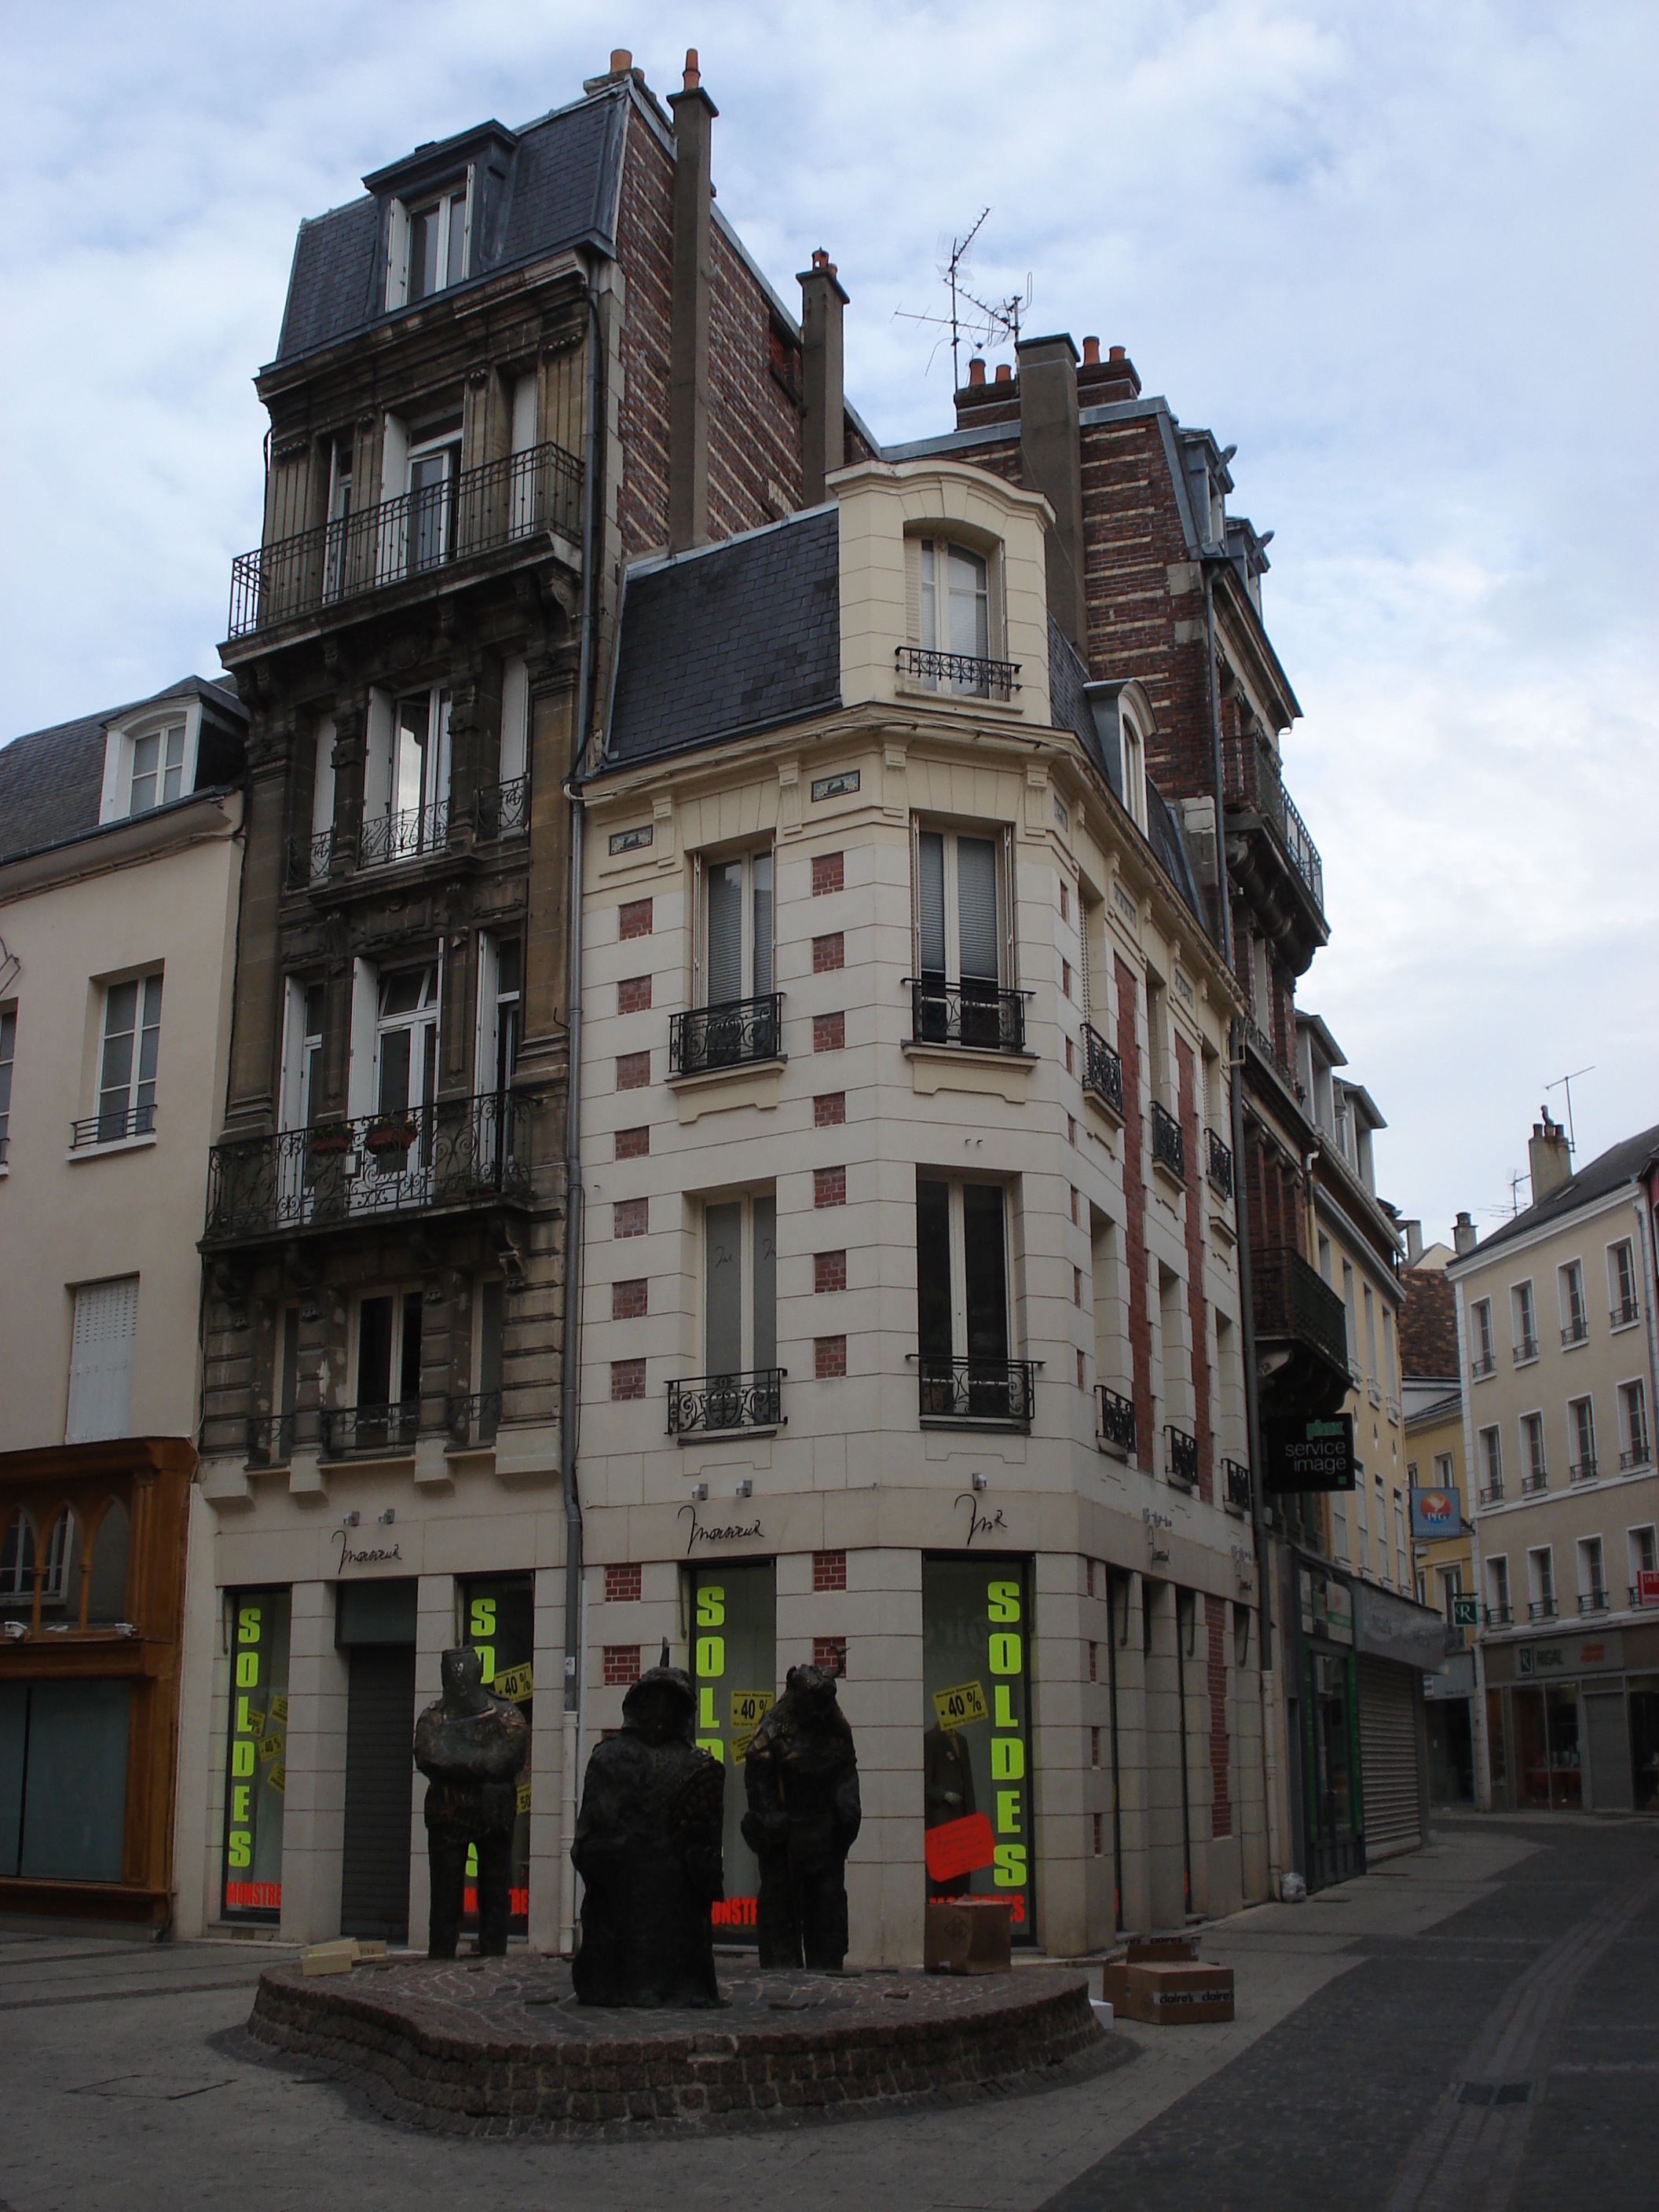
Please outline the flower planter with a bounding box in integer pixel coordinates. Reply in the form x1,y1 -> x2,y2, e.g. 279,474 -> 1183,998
365,1121 -> 419,1159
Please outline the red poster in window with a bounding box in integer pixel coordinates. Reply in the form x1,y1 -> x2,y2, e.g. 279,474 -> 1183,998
1638,1569 -> 1659,1607
925,1811 -> 996,1882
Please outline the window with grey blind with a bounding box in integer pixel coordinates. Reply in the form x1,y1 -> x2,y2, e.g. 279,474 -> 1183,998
702,851 -> 773,1008
705,1194 -> 777,1383
915,828 -> 1002,984
918,539 -> 991,693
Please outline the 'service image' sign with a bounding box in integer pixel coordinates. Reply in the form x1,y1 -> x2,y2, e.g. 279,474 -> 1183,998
1264,1414 -> 1356,1492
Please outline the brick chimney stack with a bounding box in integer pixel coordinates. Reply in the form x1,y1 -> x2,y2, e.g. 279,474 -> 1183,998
797,248 -> 848,508
1015,333 -> 1089,656
1454,1210 -> 1478,1256
1529,1112 -> 1573,1202
668,50 -> 718,551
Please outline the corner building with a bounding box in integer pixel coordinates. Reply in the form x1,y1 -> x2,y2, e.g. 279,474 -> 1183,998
577,456 -> 1269,1965
186,51 -> 871,1946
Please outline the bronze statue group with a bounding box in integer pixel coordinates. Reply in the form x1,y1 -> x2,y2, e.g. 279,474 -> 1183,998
415,1645 -> 861,2005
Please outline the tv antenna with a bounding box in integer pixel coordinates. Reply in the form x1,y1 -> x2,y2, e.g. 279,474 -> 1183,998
893,211 -> 1033,388
1543,1065 -> 1594,1155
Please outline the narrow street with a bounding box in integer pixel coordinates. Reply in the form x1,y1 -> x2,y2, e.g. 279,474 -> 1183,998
2,1813 -> 1652,2212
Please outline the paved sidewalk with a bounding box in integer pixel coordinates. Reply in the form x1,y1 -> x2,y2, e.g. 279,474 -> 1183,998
1,1815 -> 1650,2211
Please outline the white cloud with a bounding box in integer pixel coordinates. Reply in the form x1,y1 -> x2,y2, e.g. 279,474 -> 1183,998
2,0 -> 1654,1230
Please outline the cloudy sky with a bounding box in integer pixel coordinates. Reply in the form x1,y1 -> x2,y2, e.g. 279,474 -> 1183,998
3,0 -> 1654,1240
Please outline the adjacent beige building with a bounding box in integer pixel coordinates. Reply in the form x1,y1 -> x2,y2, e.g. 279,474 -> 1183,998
1450,1116 -> 1659,1813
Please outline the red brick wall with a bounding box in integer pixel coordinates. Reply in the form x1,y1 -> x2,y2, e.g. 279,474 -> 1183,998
605,1563 -> 642,1603
814,1251 -> 847,1294
814,1091 -> 845,1127
603,1644 -> 642,1686
813,1550 -> 847,1591
811,852 -> 844,896
617,974 -> 652,1014
1206,1594 -> 1231,1837
707,221 -> 806,540
812,932 -> 844,972
612,1277 -> 647,1320
814,1166 -> 845,1208
1115,955 -> 1152,1467
613,108 -> 675,560
617,1050 -> 650,1090
614,1125 -> 649,1159
610,1357 -> 646,1400
613,1197 -> 647,1238
813,1010 -> 844,1053
619,898 -> 653,939
1176,1035 -> 1213,1505
813,1635 -> 846,1673
814,1336 -> 847,1378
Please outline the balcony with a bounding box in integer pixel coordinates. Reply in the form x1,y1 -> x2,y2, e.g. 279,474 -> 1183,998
1577,1589 -> 1610,1616
1252,1249 -> 1351,1419
668,1370 -> 784,1437
360,797 -> 449,870
1513,1336 -> 1539,1366
1569,1456 -> 1599,1485
895,644 -> 1020,703
918,1355 -> 1035,1430
1621,1442 -> 1653,1471
1097,1385 -> 1135,1458
244,1413 -> 296,1467
1206,1127 -> 1234,1203
1486,1603 -> 1513,1626
320,1401 -> 419,1458
1522,1467 -> 1549,1496
1471,1350 -> 1496,1379
202,1093 -> 529,1246
1478,1481 -> 1505,1507
1528,1596 -> 1558,1622
669,993 -> 783,1079
225,441 -> 582,645
1562,1316 -> 1589,1348
474,774 -> 529,839
1612,1297 -> 1640,1329
1082,1023 -> 1123,1118
445,1391 -> 501,1449
70,1101 -> 156,1149
1166,1423 -> 1199,1490
1150,1099 -> 1185,1182
1224,1458 -> 1252,1511
907,979 -> 1027,1056
1221,731 -> 1327,972
1632,1584 -> 1657,1610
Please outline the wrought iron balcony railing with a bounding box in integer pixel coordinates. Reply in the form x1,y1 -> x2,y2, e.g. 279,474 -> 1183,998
668,1369 -> 784,1435
474,774 -> 529,838
1221,731 -> 1324,918
360,797 -> 449,869
1471,1350 -> 1496,1379
245,1413 -> 297,1466
1513,1336 -> 1539,1364
1562,1315 -> 1590,1347
1611,1297 -> 1640,1328
1206,1126 -> 1234,1202
1522,1467 -> 1549,1496
445,1390 -> 501,1448
1478,1481 -> 1504,1507
1081,1023 -> 1123,1115
919,1355 -> 1035,1430
320,1401 -> 419,1457
907,978 -> 1027,1055
1569,1456 -> 1599,1485
288,828 -> 333,888
1253,1251 -> 1349,1376
226,440 -> 582,641
669,992 -> 783,1078
1150,1099 -> 1185,1181
895,644 -> 1020,702
1224,1457 -> 1252,1511
70,1101 -> 156,1148
1166,1424 -> 1199,1489
1632,1584 -> 1657,1610
203,1091 -> 529,1243
1621,1441 -> 1653,1470
1097,1384 -> 1135,1458
1486,1603 -> 1512,1626
1577,1589 -> 1610,1615
1528,1596 -> 1558,1621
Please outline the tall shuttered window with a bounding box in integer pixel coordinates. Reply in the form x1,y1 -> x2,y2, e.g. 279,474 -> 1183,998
66,1277 -> 139,1445
701,850 -> 773,1009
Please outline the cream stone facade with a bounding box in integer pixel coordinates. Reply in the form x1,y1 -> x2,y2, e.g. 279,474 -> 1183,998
575,459 -> 1269,1965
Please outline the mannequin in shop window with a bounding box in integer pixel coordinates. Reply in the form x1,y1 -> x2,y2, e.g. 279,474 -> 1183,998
924,1723 -> 979,1898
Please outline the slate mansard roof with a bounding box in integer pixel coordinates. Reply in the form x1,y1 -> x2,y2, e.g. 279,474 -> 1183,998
1465,1123 -> 1659,1262
275,88 -> 630,364
0,678 -> 246,867
603,507 -> 843,770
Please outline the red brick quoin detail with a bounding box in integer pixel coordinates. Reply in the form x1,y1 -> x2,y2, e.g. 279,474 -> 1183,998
812,932 -> 845,972
814,1166 -> 846,1208
618,898 -> 653,941
617,975 -> 653,1015
814,1092 -> 846,1127
613,1198 -> 647,1238
614,1125 -> 650,1160
1177,1035 -> 1213,1504
1207,1593 -> 1232,1837
813,1550 -> 847,1591
603,1645 -> 642,1686
612,1278 -> 647,1321
1115,954 -> 1153,1467
814,1251 -> 848,1294
617,1050 -> 650,1091
605,1563 -> 642,1604
811,852 -> 844,897
813,1011 -> 845,1053
815,1335 -> 847,1378
813,1635 -> 847,1673
611,1358 -> 646,1401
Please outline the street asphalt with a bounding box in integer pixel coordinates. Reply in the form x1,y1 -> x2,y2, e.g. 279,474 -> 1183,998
2,1810 -> 1654,2210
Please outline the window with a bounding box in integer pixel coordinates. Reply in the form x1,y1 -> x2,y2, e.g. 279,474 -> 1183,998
1631,1525 -> 1657,1597
913,822 -> 1016,1049
222,1591 -> 291,1918
1527,1545 -> 1555,1617
349,1289 -> 422,1446
678,1192 -> 779,1431
0,1005 -> 13,1165
1512,1280 -> 1537,1362
1119,711 -> 1146,829
280,980 -> 327,1133
1383,1308 -> 1397,1413
408,181 -> 470,302
483,938 -> 520,1101
66,1277 -> 138,1444
93,973 -> 162,1144
1479,1425 -> 1503,1501
1577,1537 -> 1606,1612
374,965 -> 438,1127
702,848 -> 774,1009
1487,1554 -> 1511,1621
1560,1261 -> 1588,1346
917,1177 -> 1025,1423
1342,1262 -> 1360,1386
1621,1379 -> 1651,1470
322,439 -> 353,602
1522,1412 -> 1547,1491
914,537 -> 994,694
407,417 -> 463,571
1363,1284 -> 1379,1401
129,721 -> 185,816
1472,1299 -> 1494,1375
1609,1240 -> 1639,1328
1393,1488 -> 1409,1589
363,687 -> 451,862
1374,1473 -> 1388,1581
1569,1397 -> 1597,1482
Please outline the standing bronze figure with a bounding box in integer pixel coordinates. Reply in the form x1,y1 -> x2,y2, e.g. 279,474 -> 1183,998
742,1661 -> 862,1971
414,1646 -> 529,1959
570,1650 -> 726,2006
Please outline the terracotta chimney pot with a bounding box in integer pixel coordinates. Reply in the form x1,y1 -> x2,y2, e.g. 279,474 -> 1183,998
967,357 -> 986,386
994,362 -> 1012,383
1108,344 -> 1126,362
683,47 -> 700,89
610,47 -> 632,72
1082,336 -> 1101,364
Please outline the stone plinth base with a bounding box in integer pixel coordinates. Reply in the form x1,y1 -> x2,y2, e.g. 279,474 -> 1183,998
247,1954 -> 1117,2137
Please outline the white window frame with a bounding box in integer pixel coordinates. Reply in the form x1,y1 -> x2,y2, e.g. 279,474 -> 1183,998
1608,1238 -> 1639,1328
1628,1524 -> 1657,1591
1577,1536 -> 1606,1609
0,1002 -> 14,1170
916,1174 -> 1016,1372
350,1287 -> 423,1413
693,845 -> 775,1011
910,818 -> 1015,991
1512,1278 -> 1537,1361
1119,708 -> 1147,831
1559,1259 -> 1588,1346
86,970 -> 163,1148
1486,1553 -> 1510,1618
1479,1424 -> 1503,1499
1527,1544 -> 1555,1613
474,932 -> 522,1102
278,976 -> 328,1134
905,533 -> 1003,695
498,654 -> 529,795
385,169 -> 474,311
701,1189 -> 778,1382
363,685 -> 451,856
1472,1298 -> 1494,1372
1620,1378 -> 1650,1470
97,699 -> 203,826
1522,1410 -> 1547,1488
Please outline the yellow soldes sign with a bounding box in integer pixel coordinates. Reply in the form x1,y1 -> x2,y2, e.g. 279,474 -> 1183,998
222,1591 -> 291,1918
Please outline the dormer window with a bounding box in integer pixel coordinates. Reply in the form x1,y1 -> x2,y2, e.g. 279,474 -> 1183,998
129,722 -> 185,816
98,700 -> 204,826
386,172 -> 473,311
902,533 -> 1014,702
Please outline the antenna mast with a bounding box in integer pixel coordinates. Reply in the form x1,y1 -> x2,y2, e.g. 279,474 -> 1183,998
1544,1065 -> 1595,1155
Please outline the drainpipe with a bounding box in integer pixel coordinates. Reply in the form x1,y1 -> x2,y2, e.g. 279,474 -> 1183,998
557,271 -> 601,1954
1204,557 -> 1283,1892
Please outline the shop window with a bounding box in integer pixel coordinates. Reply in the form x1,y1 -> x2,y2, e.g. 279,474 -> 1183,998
457,1575 -> 533,1932
1303,1647 -> 1358,1847
689,1562 -> 777,1942
222,1591 -> 291,1917
0,1679 -> 130,1882
921,1558 -> 1033,1937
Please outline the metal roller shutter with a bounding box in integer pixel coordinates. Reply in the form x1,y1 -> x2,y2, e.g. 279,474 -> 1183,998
1357,1656 -> 1421,1859
339,1643 -> 416,1943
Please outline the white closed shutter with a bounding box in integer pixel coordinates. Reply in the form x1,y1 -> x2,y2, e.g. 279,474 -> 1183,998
1357,1657 -> 1421,1859
384,200 -> 409,310
346,958 -> 379,1122
312,718 -> 336,844
66,1278 -> 138,1444
363,689 -> 394,826
498,655 -> 528,786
